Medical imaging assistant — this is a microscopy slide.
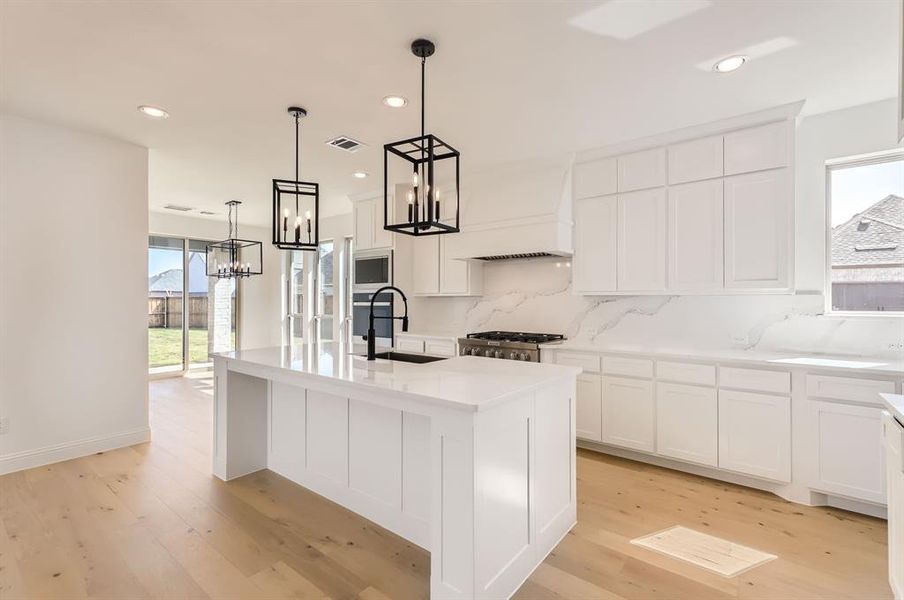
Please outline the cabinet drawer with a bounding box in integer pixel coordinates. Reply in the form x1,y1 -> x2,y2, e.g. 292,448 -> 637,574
396,337 -> 425,354
555,352 -> 601,373
603,356 -> 653,379
424,339 -> 456,357
720,366 -> 790,395
807,374 -> 895,406
656,361 -> 716,386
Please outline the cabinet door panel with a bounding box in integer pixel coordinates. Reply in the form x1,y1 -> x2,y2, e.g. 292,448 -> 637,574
574,157 -> 617,199
668,135 -> 723,184
440,235 -> 469,294
601,376 -> 655,452
718,390 -> 790,481
412,235 -> 440,295
573,195 -> 617,292
617,148 -> 666,192
372,198 -> 393,249
656,382 -> 717,467
724,169 -> 790,289
723,121 -> 790,176
353,201 -> 374,251
576,374 -> 602,442
808,400 -> 886,504
617,189 -> 667,291
668,179 -> 723,290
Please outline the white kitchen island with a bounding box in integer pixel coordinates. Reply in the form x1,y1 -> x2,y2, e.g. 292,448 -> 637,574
212,343 -> 580,600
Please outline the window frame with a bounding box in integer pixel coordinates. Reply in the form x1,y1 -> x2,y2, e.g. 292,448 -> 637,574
824,149 -> 904,317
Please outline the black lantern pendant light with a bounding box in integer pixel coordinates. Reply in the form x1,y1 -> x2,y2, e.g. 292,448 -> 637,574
272,106 -> 319,251
206,200 -> 263,278
383,39 -> 460,236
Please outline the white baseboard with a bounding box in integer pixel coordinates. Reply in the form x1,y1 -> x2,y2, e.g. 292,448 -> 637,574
0,427 -> 151,475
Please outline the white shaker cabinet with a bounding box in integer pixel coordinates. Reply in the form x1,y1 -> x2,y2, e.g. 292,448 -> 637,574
656,382 -> 718,467
576,374 -> 603,442
668,179 -> 723,291
883,411 -> 904,599
601,376 -> 655,452
723,121 -> 790,176
617,188 -> 667,291
573,195 -> 617,293
808,400 -> 886,504
617,148 -> 666,192
574,157 -> 617,199
723,169 -> 791,290
668,135 -> 723,185
718,389 -> 791,482
353,197 -> 393,251
411,235 -> 483,296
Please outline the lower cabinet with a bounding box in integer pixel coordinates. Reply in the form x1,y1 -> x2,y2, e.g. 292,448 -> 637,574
883,412 -> 904,599
656,382 -> 717,467
718,390 -> 791,482
808,400 -> 886,504
601,376 -> 655,452
575,374 -> 602,442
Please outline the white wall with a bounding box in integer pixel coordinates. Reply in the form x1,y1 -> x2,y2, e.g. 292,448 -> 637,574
407,100 -> 904,359
0,114 -> 150,473
148,211 -> 282,350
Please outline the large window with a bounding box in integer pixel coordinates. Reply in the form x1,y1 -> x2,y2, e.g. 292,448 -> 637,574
827,153 -> 904,313
317,240 -> 335,341
148,235 -> 237,375
286,250 -> 306,344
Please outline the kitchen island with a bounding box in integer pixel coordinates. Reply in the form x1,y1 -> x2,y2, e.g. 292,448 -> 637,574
212,343 -> 580,600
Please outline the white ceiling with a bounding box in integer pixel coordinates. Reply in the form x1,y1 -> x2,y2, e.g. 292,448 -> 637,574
1,1 -> 899,226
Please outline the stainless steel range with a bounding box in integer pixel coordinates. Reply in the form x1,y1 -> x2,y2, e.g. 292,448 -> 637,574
458,331 -> 565,362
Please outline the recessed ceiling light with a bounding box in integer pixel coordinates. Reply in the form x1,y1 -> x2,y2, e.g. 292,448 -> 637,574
712,55 -> 747,73
137,105 -> 169,119
382,95 -> 408,108
353,171 -> 368,179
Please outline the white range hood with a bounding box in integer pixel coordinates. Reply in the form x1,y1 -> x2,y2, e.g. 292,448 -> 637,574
444,155 -> 574,261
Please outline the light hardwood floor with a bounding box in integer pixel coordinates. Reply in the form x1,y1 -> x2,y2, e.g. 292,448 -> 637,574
0,373 -> 893,599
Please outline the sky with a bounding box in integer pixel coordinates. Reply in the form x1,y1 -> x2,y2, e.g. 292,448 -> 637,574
831,158 -> 904,227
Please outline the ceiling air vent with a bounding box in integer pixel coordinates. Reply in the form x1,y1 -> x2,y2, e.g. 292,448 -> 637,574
325,135 -> 366,153
163,204 -> 193,212
199,211 -> 216,215
474,252 -> 555,261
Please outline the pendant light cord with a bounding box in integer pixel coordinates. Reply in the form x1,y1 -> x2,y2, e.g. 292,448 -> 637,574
420,56 -> 425,141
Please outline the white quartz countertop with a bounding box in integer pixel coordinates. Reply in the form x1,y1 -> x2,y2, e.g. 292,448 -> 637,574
214,343 -> 581,412
882,393 -> 904,424
543,341 -> 904,376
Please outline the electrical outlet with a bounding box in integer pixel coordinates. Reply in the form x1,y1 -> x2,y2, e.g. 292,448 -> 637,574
0,417 -> 9,435
887,342 -> 904,352
730,334 -> 749,345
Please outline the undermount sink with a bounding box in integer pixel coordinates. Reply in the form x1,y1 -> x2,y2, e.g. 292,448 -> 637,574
361,351 -> 448,364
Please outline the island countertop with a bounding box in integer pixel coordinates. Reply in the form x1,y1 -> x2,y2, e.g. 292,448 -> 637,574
214,343 -> 581,412
882,393 -> 904,424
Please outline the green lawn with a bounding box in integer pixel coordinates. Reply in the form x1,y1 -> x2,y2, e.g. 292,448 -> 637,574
148,328 -> 227,368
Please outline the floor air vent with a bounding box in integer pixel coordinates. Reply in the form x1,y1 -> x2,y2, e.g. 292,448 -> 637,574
475,252 -> 555,261
326,135 -> 366,153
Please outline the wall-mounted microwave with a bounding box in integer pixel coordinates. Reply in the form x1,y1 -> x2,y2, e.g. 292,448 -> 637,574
353,249 -> 392,291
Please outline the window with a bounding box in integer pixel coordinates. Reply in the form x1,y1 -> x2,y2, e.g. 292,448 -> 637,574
148,235 -> 236,375
286,250 -> 306,344
827,153 -> 904,313
317,240 -> 335,341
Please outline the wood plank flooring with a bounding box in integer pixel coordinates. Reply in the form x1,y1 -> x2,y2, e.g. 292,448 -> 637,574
0,372 -> 892,599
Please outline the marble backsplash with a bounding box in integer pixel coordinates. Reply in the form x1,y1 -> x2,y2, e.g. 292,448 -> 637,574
408,256 -> 904,360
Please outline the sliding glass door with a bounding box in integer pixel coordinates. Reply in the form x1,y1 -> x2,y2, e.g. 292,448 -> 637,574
148,235 -> 237,375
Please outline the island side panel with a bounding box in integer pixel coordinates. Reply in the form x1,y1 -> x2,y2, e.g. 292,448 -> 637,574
213,358 -> 269,480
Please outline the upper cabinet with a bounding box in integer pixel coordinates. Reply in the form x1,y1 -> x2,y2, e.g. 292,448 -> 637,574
411,235 -> 483,297
724,169 -> 791,290
723,121 -> 790,176
574,157 -> 617,200
353,197 -> 393,251
617,189 -> 667,291
617,148 -> 666,192
668,135 -> 723,185
571,116 -> 796,296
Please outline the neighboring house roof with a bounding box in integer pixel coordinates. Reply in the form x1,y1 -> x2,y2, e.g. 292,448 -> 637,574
832,194 -> 904,268
148,253 -> 210,294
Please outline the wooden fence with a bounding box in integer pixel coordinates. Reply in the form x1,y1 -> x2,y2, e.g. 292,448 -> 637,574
148,296 -> 234,328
